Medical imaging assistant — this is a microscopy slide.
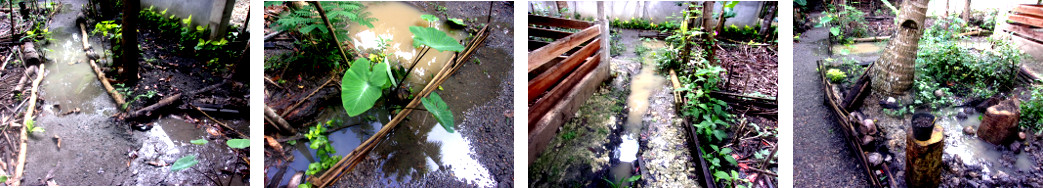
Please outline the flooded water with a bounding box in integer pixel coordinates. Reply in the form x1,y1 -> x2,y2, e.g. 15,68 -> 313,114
936,108 -> 1036,178
612,40 -> 667,185
347,2 -> 467,88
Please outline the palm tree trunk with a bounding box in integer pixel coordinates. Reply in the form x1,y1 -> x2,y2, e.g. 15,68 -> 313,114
871,0 -> 931,95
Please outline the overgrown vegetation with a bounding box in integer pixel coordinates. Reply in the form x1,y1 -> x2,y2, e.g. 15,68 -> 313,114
1021,86 -> 1043,133
266,1 -> 375,69
817,4 -> 868,44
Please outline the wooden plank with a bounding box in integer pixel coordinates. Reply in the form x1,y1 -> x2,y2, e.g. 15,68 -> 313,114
1013,4 -> 1043,18
529,56 -> 566,79
528,25 -> 600,73
529,54 -> 607,164
529,14 -> 594,29
528,38 -> 601,102
529,40 -> 550,51
1008,14 -> 1043,28
529,54 -> 601,128
529,27 -> 574,39
1003,23 -> 1043,43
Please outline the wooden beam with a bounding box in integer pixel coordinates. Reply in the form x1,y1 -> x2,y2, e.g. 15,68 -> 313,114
1008,14 -> 1043,28
529,54 -> 600,129
529,40 -> 550,51
528,25 -> 600,73
529,54 -> 607,164
528,14 -> 593,29
528,38 -> 601,102
1013,4 -> 1043,18
1003,23 -> 1043,43
529,27 -> 574,39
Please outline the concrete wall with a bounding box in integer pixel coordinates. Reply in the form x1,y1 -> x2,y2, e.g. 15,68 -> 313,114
527,1 -> 767,27
141,0 -> 235,39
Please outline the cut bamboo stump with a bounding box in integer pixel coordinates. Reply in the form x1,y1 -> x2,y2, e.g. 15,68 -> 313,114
978,98 -> 1021,145
21,42 -> 39,65
906,124 -> 944,188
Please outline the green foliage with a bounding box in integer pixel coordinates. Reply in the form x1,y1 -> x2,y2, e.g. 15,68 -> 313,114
818,4 -> 868,44
341,58 -> 391,117
721,24 -> 775,43
912,79 -> 952,109
603,175 -> 641,188
915,36 -> 1022,99
420,14 -> 439,22
92,20 -> 122,39
610,32 -> 625,56
226,139 -> 250,149
170,155 -> 198,171
610,17 -> 679,31
421,92 -> 455,132
409,26 -> 465,52
190,139 -> 208,145
1021,86 -> 1043,132
267,2 -> 376,69
448,18 -> 466,27
826,68 -> 846,83
305,121 -> 340,176
25,119 -> 43,134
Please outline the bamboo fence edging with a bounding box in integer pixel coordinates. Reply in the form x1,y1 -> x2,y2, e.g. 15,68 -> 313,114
13,63 -> 43,186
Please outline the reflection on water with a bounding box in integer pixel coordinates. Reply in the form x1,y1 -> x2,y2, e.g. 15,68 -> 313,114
936,108 -> 1036,178
347,2 -> 466,88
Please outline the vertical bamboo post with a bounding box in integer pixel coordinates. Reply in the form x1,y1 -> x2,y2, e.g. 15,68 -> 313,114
906,124 -> 944,187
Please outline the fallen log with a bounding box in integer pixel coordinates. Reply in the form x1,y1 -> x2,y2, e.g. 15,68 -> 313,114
13,63 -> 43,186
841,63 -> 874,112
21,42 -> 39,65
852,36 -> 890,42
124,81 -> 227,119
12,65 -> 36,93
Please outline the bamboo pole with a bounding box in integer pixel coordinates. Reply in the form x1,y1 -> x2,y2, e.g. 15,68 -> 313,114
80,22 -> 126,110
311,1 -> 351,68
13,63 -> 43,186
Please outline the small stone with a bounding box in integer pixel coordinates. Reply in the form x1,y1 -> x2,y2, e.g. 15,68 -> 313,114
862,136 -> 874,146
995,171 -> 1010,181
956,109 -> 968,120
861,119 -> 877,135
935,89 -> 945,97
1019,132 -> 1027,140
964,126 -> 976,135
887,97 -> 896,104
968,171 -> 980,179
951,177 -> 961,186
867,152 -> 883,166
884,155 -> 892,163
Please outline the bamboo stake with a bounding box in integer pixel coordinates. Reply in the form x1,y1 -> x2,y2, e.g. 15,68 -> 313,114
13,63 -> 43,186
311,1 -> 351,68
279,77 -> 333,117
80,22 -> 126,110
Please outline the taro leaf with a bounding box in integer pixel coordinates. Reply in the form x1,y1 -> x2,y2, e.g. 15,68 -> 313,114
409,26 -> 465,52
794,0 -> 807,6
341,58 -> 388,117
829,27 -> 841,36
420,14 -> 439,22
190,139 -> 208,145
226,139 -> 250,149
448,18 -> 466,27
421,92 -> 454,133
170,155 -> 198,172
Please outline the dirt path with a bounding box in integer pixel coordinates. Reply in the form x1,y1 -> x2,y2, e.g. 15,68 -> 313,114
792,20 -> 870,187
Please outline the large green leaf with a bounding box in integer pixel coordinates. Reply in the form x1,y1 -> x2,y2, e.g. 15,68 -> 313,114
341,58 -> 389,117
170,155 -> 198,172
409,26 -> 465,52
448,18 -> 466,27
420,14 -> 439,22
226,139 -> 250,149
421,92 -> 454,133
190,139 -> 208,145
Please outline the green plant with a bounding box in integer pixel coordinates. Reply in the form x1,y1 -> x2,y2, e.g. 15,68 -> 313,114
340,58 -> 392,117
170,155 -> 198,171
25,119 -> 43,134
916,36 -> 1022,97
226,139 -> 250,149
421,92 -> 455,132
190,138 -> 208,145
1021,86 -> 1043,133
912,78 -> 951,109
92,20 -> 122,39
826,68 -> 846,83
817,4 -> 868,44
603,175 -> 640,188
267,1 -> 376,69
409,26 -> 466,52
304,121 -> 340,176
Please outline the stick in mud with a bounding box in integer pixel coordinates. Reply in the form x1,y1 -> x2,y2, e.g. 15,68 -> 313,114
13,63 -> 43,186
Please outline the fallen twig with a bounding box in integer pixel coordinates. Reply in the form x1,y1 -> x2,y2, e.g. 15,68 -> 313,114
13,63 -> 43,186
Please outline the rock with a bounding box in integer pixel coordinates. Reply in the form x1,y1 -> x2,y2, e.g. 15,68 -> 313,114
885,155 -> 892,163
861,119 -> 877,135
849,111 -> 864,125
935,89 -> 945,97
1019,132 -> 1027,140
956,108 -> 968,120
978,98 -> 1021,145
868,152 -> 883,166
995,171 -> 1010,182
880,97 -> 900,109
967,171 -> 980,179
1011,142 -> 1021,154
964,126 -> 976,135
862,135 -> 874,146
950,177 -> 961,186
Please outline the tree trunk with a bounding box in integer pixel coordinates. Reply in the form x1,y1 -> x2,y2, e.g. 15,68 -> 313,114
701,1 -> 715,63
871,0 -> 930,95
963,0 -> 971,22
120,0 -> 140,84
759,2 -> 777,40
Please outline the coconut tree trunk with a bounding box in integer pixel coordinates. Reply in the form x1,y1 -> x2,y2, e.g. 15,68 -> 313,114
963,0 -> 971,21
871,0 -> 931,95
701,1 -> 714,63
121,0 -> 140,84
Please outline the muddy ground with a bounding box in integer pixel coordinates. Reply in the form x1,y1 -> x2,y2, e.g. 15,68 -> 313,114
264,1 -> 514,187
0,0 -> 251,186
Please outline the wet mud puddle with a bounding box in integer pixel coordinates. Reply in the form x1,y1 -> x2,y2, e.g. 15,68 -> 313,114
611,40 -> 667,184
273,2 -> 494,187
24,1 -> 243,185
936,108 -> 1035,178
347,2 -> 466,88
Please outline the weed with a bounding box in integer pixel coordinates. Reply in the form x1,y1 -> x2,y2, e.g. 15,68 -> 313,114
1021,86 -> 1043,133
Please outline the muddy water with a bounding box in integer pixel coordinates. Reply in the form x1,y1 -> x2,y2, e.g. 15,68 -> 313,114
613,40 -> 667,184
347,2 -> 467,88
831,42 -> 885,55
936,108 -> 1035,178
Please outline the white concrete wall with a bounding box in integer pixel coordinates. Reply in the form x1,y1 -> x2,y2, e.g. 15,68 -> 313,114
527,1 -> 767,27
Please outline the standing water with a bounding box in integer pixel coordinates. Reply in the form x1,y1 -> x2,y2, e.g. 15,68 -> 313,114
613,40 -> 667,184
936,108 -> 1035,179
347,2 -> 467,88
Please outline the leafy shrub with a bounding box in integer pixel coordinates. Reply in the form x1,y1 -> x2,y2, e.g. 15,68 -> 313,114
826,68 -> 846,83
1021,86 -> 1043,132
916,37 -> 1022,96
818,4 -> 868,44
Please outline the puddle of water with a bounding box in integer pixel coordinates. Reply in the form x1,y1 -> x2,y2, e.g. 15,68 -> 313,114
424,121 -> 495,187
831,42 -> 885,55
936,108 -> 1035,177
347,2 -> 467,88
611,40 -> 667,186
